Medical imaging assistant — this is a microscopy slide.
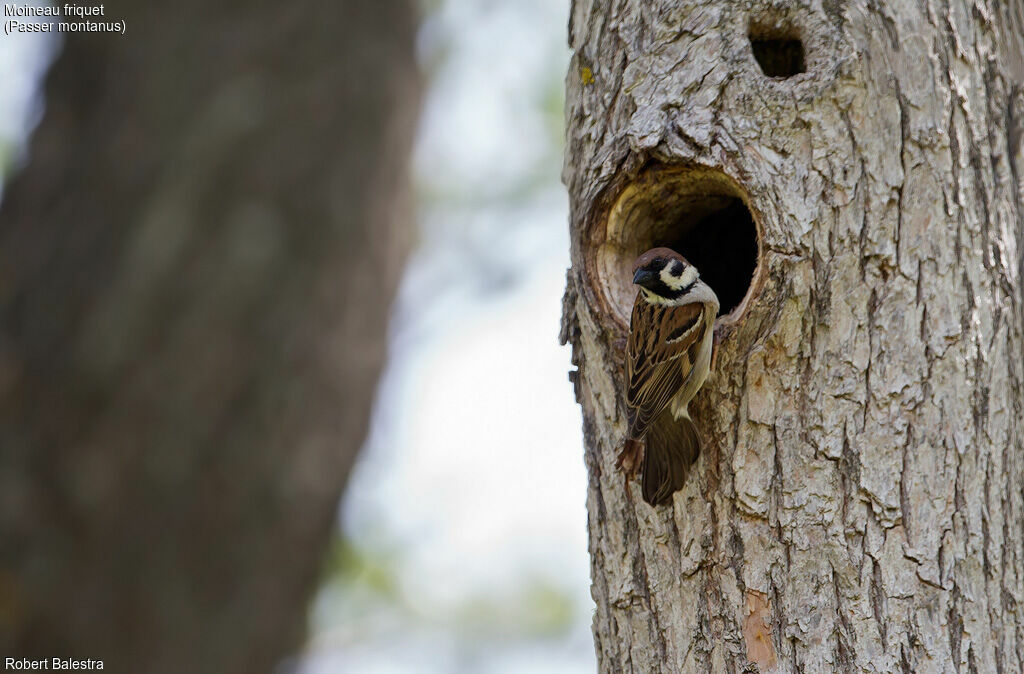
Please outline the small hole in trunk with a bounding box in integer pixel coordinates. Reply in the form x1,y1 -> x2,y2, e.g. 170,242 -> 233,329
749,25 -> 805,77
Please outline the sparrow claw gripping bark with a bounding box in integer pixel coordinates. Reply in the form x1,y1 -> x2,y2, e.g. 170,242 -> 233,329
616,438 -> 644,476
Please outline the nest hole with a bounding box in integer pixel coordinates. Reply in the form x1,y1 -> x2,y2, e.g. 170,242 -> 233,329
749,21 -> 805,77
594,167 -> 761,328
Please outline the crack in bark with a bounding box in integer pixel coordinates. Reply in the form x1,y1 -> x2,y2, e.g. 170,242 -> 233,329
870,558 -> 888,649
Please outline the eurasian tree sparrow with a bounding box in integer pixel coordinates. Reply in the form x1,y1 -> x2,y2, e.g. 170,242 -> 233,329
619,247 -> 719,506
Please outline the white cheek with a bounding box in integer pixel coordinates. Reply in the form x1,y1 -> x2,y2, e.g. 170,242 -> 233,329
678,266 -> 698,288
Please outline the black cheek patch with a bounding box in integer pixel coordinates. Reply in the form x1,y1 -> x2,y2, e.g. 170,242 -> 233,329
669,260 -> 684,277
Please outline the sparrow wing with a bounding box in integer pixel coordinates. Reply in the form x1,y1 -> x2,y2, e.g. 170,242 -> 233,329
626,295 -> 705,439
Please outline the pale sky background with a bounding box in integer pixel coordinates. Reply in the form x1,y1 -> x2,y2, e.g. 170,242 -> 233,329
0,2 -> 592,671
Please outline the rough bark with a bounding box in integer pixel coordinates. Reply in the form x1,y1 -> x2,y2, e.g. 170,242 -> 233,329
0,3 -> 418,673
561,1 -> 1024,672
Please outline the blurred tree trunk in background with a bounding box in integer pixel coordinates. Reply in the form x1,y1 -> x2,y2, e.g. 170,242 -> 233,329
562,1 -> 1024,671
0,2 -> 418,672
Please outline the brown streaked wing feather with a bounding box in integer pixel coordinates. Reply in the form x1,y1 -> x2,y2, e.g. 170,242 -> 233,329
626,295 -> 705,439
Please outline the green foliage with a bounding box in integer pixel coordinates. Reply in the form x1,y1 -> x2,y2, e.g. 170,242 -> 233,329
322,535 -> 401,602
0,139 -> 13,183
315,533 -> 578,645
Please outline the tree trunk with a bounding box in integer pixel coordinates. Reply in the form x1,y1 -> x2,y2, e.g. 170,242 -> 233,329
0,3 -> 418,673
561,1 -> 1024,671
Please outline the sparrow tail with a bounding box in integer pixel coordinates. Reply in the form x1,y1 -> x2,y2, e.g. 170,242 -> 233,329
641,410 -> 701,506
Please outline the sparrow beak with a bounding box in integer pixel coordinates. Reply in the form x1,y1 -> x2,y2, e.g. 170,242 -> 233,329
632,268 -> 658,289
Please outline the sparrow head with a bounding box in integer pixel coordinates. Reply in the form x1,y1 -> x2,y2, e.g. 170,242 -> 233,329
631,247 -> 700,300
